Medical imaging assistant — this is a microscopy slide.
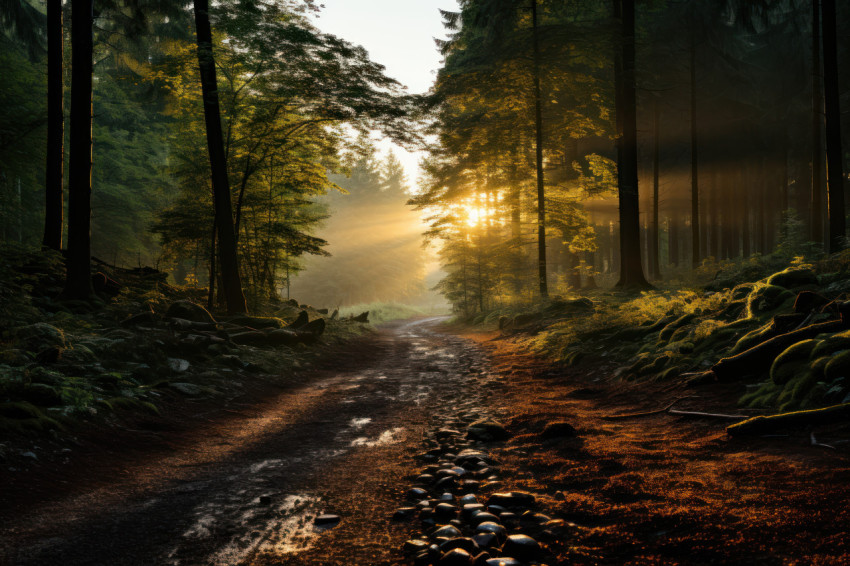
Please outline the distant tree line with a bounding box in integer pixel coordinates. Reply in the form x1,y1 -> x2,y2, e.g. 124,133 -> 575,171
413,0 -> 850,316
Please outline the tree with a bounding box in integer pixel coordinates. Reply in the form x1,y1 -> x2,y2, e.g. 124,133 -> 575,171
613,0 -> 649,288
63,0 -> 95,299
821,0 -> 845,253
42,0 -> 62,251
192,0 -> 247,314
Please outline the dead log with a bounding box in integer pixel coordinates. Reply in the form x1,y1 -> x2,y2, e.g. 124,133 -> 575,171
601,397 -> 694,420
287,310 -> 309,329
726,402 -> 850,436
667,409 -> 747,420
711,318 -> 847,381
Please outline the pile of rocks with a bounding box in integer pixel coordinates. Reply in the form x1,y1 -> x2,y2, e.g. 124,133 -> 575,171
394,425 -> 558,566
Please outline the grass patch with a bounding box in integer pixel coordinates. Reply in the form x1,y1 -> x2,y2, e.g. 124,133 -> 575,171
340,302 -> 426,324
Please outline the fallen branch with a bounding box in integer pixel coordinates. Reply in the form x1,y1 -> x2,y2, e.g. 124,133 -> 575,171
810,432 -> 836,450
601,397 -> 695,420
667,409 -> 748,421
727,402 -> 850,436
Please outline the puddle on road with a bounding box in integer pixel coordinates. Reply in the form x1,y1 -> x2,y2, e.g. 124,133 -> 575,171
349,417 -> 372,429
171,493 -> 336,565
350,427 -> 406,447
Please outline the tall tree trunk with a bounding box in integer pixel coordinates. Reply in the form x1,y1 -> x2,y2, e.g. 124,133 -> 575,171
614,0 -> 649,288
531,0 -> 548,298
669,216 -> 679,267
811,0 -> 824,244
42,0 -> 63,251
650,99 -> 661,279
63,0 -> 94,300
207,219 -> 216,310
742,169 -> 751,257
193,0 -> 247,314
821,0 -> 846,253
689,13 -> 701,267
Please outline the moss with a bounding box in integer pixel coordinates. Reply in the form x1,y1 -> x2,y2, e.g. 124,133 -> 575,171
747,285 -> 794,317
659,314 -> 698,342
770,339 -> 820,384
825,351 -> 850,381
812,335 -> 850,359
731,322 -> 774,354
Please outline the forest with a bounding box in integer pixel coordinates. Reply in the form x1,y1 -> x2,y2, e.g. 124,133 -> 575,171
2,1 -> 850,565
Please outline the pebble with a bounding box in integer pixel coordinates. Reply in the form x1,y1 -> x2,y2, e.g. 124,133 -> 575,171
435,503 -> 458,520
440,537 -> 479,554
392,507 -> 417,521
403,539 -> 430,554
313,514 -> 340,526
472,532 -> 498,549
501,534 -> 541,561
439,548 -> 473,565
432,524 -> 462,539
470,512 -> 499,526
487,491 -> 535,509
541,421 -> 577,439
484,558 -> 520,566
407,487 -> 428,500
475,522 -> 507,538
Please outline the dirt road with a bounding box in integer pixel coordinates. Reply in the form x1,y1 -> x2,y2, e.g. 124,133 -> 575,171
4,317 -> 850,565
1,317 -> 503,565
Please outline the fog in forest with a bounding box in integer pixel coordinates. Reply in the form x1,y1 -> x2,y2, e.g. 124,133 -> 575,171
289,146 -> 448,313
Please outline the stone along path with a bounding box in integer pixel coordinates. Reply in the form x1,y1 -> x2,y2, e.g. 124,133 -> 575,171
4,317 -> 551,566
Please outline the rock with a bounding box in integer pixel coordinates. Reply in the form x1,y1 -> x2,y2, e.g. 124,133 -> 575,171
169,382 -> 204,396
330,309 -> 339,320
407,487 -> 429,500
432,525 -> 462,539
393,507 -> 417,521
470,512 -> 499,526
472,533 -> 498,549
439,548 -> 473,566
286,298 -> 299,307
12,323 -> 66,351
460,494 -> 478,504
475,522 -> 506,538
435,503 -> 458,520
314,514 -> 340,526
415,474 -> 435,485
540,421 -> 577,439
287,311 -> 309,329
316,308 -> 329,315
229,331 -> 269,347
352,311 -> 370,323
298,318 -> 326,339
767,267 -> 819,290
467,420 -> 510,441
436,428 -> 462,441
441,537 -> 479,555
403,539 -> 430,555
484,558 -> 520,566
165,301 -> 215,324
487,491 -> 535,509
168,358 -> 190,372
259,495 -> 272,505
501,534 -> 542,561
511,312 -> 539,327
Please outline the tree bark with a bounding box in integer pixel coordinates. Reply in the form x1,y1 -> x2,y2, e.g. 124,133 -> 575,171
63,0 -> 95,300
614,0 -> 649,288
650,99 -> 661,279
821,0 -> 846,253
689,12 -> 700,267
531,0 -> 548,298
42,0 -> 63,251
193,0 -> 247,314
811,0 -> 824,245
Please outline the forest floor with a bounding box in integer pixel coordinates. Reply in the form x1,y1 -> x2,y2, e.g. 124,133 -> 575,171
2,316 -> 849,565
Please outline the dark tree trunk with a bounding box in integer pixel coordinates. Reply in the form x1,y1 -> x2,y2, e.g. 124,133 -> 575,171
650,99 -> 661,279
742,169 -> 751,257
614,0 -> 649,288
822,0 -> 846,253
669,216 -> 679,267
63,0 -> 94,299
531,0 -> 548,298
193,0 -> 247,314
811,0 -> 824,244
207,218 -> 216,310
42,0 -> 63,251
689,15 -> 700,267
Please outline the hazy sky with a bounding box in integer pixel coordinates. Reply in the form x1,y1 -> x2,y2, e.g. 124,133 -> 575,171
310,0 -> 460,187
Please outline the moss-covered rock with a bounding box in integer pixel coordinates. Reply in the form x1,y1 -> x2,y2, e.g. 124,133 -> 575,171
747,285 -> 795,316
10,322 -> 66,351
767,267 -> 819,290
825,351 -> 850,381
770,339 -> 820,384
659,314 -> 697,342
731,322 -> 775,354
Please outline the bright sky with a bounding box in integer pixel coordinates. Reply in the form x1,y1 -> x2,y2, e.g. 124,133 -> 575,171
310,0 -> 460,189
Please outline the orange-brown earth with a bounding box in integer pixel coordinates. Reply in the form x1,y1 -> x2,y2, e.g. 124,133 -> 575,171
1,319 -> 849,565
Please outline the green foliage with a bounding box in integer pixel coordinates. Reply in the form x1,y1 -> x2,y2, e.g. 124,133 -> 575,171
339,302 -> 424,325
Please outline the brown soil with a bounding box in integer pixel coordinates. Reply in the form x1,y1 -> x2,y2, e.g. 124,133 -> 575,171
1,320 -> 849,565
469,330 -> 850,565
